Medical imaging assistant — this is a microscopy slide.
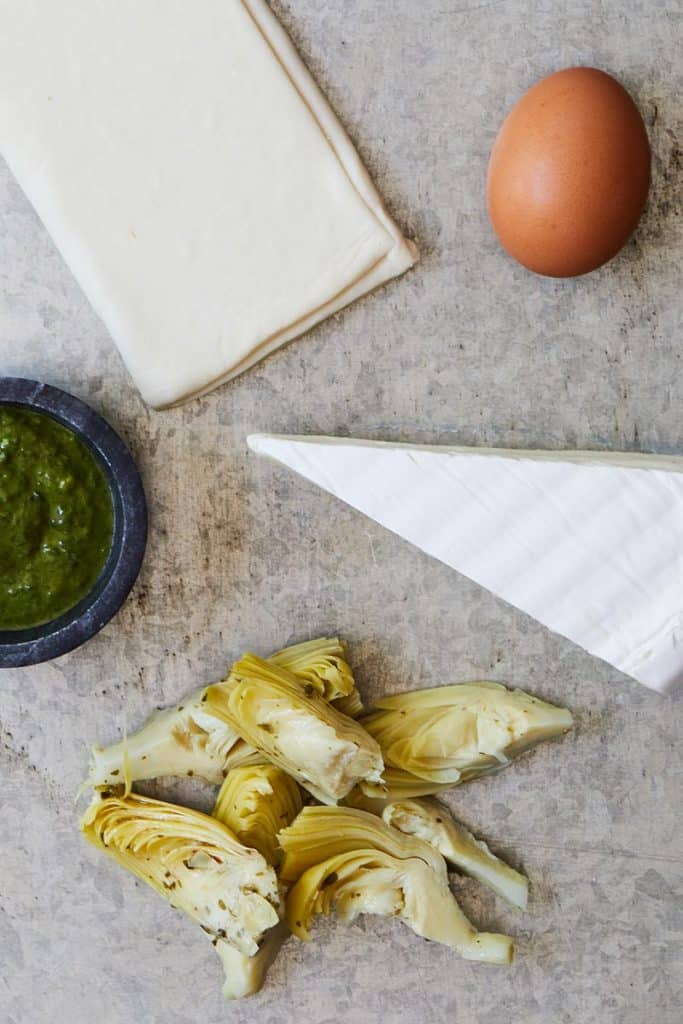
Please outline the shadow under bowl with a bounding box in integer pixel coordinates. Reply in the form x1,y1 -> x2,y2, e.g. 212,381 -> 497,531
0,378 -> 147,668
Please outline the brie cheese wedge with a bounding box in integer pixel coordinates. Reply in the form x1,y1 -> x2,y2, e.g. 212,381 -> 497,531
0,0 -> 415,408
248,434 -> 683,694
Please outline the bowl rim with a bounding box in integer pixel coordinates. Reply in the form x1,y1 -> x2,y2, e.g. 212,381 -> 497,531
0,377 -> 147,668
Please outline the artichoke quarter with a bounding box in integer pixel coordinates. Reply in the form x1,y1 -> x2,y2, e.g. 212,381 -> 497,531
209,764 -> 301,998
360,682 -> 572,797
270,637 -> 364,717
87,637 -> 361,790
278,806 -> 513,965
81,792 -> 281,958
213,764 -> 303,868
205,654 -> 384,804
88,687 -> 241,789
383,799 -> 529,910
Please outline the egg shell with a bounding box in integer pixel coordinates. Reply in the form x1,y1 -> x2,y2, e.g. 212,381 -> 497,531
487,67 -> 651,277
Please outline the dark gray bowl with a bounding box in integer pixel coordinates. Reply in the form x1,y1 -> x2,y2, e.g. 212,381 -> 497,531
0,378 -> 147,667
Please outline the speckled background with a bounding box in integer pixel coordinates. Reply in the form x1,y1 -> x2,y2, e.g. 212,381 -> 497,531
1,2 -> 681,1022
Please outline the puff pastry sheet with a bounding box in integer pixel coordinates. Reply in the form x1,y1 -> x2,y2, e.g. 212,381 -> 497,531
0,0 -> 416,407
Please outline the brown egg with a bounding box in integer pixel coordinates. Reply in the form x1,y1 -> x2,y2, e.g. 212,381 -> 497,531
487,67 -> 651,277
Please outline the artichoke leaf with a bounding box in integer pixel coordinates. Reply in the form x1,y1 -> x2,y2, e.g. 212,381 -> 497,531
367,767 -> 464,801
342,786 -> 390,816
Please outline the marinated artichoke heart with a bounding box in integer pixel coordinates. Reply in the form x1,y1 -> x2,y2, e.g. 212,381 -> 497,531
360,682 -> 573,796
87,637 -> 360,789
213,764 -> 303,867
88,688 -> 241,789
383,799 -> 529,910
205,654 -> 384,804
280,807 -> 513,964
210,765 -> 300,998
81,792 -> 280,956
270,637 -> 363,717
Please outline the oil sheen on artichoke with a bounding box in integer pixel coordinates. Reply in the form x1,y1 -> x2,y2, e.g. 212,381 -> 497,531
0,405 -> 114,630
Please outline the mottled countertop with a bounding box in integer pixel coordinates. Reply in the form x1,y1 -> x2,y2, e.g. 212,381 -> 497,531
1,2 -> 681,1022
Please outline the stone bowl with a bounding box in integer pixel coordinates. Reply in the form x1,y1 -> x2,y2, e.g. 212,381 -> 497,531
0,378 -> 147,667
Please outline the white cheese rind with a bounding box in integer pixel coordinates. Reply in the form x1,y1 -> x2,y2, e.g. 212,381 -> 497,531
248,434 -> 683,694
0,0 -> 415,408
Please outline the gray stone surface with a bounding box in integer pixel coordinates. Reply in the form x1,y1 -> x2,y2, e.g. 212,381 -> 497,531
1,1 -> 681,1022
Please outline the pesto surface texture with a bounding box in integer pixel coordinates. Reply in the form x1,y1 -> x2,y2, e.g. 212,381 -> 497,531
0,406 -> 114,630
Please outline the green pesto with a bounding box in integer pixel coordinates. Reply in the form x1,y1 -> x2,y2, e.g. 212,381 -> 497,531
0,406 -> 114,630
